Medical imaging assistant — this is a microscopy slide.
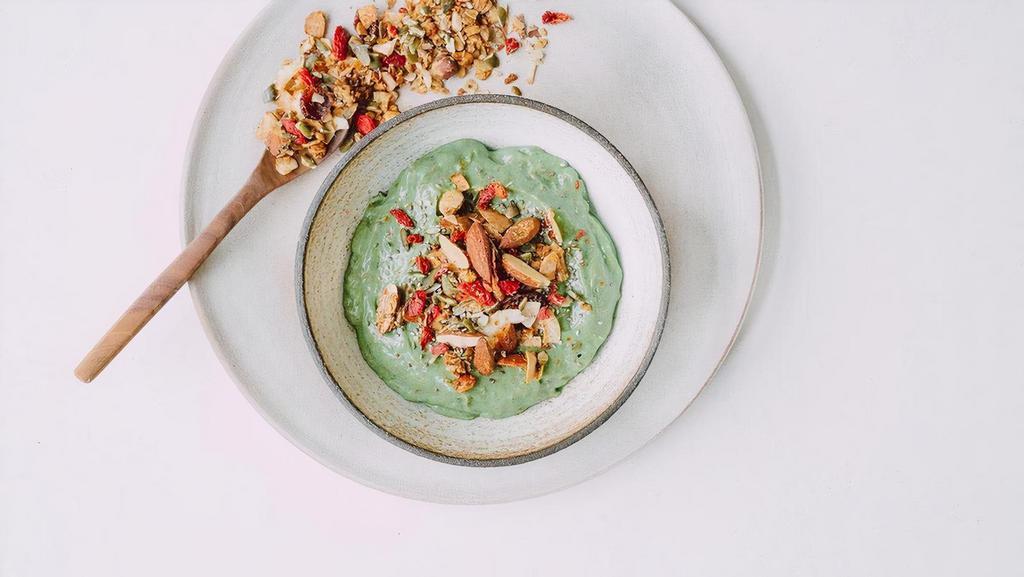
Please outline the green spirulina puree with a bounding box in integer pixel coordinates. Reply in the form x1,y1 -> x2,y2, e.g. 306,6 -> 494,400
343,139 -> 622,419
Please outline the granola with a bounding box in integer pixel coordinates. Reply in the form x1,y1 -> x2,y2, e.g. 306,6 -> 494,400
257,2 -> 573,174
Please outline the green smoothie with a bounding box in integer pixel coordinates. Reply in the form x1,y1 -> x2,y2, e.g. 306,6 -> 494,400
343,139 -> 622,419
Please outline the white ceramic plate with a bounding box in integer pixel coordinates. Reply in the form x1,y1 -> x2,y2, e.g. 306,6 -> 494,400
183,0 -> 761,503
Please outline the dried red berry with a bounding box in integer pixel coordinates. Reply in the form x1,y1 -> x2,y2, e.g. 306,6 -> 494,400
407,233 -> 424,245
332,26 -> 349,59
404,289 -> 428,321
297,67 -> 317,89
389,208 -> 415,228
505,38 -> 520,55
383,53 -> 406,68
280,118 -> 308,144
430,342 -> 450,356
547,285 -> 569,307
354,113 -> 377,135
425,304 -> 441,326
419,326 -> 434,349
575,229 -> 586,240
476,188 -> 496,210
537,306 -> 553,321
450,229 -> 466,243
541,11 -> 572,24
458,280 -> 497,306
498,279 -> 521,295
415,255 -> 431,274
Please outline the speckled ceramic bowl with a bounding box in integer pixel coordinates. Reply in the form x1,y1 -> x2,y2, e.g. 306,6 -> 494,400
297,95 -> 668,465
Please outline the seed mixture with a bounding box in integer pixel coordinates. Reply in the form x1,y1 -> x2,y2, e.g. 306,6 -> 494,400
373,171 -> 590,393
256,2 -> 572,175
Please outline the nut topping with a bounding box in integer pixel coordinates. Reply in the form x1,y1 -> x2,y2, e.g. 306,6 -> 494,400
501,253 -> 551,289
473,338 -> 495,375
465,223 -> 497,284
499,216 -> 541,249
375,284 -> 401,334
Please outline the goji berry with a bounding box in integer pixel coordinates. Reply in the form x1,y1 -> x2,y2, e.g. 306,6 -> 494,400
498,279 -> 521,295
383,53 -> 406,68
280,118 -> 308,144
297,67 -> 317,89
450,229 -> 466,243
387,24 -> 398,37
430,342 -> 450,356
537,306 -> 553,320
547,285 -> 569,307
476,188 -> 495,210
505,38 -> 520,54
404,290 -> 428,321
425,304 -> 441,325
332,26 -> 349,59
575,229 -> 586,240
419,326 -> 434,349
458,280 -> 497,306
541,11 -> 572,24
389,208 -> 415,228
354,113 -> 377,135
415,255 -> 431,274
407,233 -> 424,245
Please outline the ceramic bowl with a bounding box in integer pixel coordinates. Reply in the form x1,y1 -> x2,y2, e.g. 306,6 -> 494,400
297,95 -> 669,465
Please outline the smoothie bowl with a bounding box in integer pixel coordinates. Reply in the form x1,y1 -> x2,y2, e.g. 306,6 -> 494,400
298,95 -> 668,464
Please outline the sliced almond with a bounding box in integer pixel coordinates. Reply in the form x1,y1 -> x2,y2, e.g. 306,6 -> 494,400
492,323 -> 518,352
501,253 -> 551,289
450,173 -> 470,192
538,251 -> 559,280
375,284 -> 400,334
438,189 -> 464,215
441,214 -> 472,232
497,353 -> 527,368
499,217 -> 541,249
539,314 -> 561,345
465,223 -> 496,283
473,338 -> 495,375
304,11 -> 327,37
436,331 -> 484,348
479,209 -> 512,233
438,234 -> 470,269
544,208 -> 563,245
525,351 -> 540,382
520,301 -> 541,328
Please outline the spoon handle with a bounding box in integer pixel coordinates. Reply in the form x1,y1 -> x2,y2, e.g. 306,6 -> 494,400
74,158 -> 282,383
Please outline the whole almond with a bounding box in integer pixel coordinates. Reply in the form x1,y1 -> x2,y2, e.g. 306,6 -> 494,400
500,253 -> 551,289
465,223 -> 496,283
474,338 -> 495,375
499,217 -> 541,249
479,208 -> 512,233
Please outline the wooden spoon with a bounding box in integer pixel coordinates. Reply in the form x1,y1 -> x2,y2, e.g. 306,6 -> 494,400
74,135 -> 344,383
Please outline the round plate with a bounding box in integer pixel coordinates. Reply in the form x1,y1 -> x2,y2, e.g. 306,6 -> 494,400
183,0 -> 761,504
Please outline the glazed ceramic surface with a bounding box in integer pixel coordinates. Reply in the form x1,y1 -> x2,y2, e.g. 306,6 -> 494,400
299,97 -> 667,464
182,0 -> 762,503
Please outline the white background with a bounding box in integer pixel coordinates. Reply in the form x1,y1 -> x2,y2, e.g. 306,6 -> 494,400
2,1 -> 1022,575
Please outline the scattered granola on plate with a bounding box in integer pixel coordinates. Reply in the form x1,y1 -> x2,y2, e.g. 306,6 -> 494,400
257,2 -> 573,174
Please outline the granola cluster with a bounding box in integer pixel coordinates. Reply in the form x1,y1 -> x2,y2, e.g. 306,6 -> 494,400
375,174 -> 588,393
257,2 -> 572,175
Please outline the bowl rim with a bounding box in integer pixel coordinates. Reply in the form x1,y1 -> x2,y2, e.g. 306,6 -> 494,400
295,94 -> 671,467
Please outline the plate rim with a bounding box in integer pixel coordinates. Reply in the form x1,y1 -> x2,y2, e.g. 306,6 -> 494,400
179,0 -> 764,503
295,94 -> 672,467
